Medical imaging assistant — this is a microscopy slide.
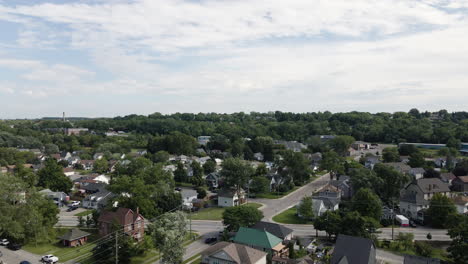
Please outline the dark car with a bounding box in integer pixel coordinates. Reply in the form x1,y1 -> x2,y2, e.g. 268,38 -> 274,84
20,261 -> 32,264
67,206 -> 78,212
204,237 -> 217,244
0,250 -> 2,257
409,220 -> 417,228
7,242 -> 22,250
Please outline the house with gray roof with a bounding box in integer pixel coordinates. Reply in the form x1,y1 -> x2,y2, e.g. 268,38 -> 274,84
252,221 -> 294,241
409,168 -> 425,180
201,241 -> 267,264
452,176 -> 468,192
331,234 -> 376,264
400,178 -> 451,220
383,162 -> 412,174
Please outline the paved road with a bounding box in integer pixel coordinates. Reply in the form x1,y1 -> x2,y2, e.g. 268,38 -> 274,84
0,247 -> 41,264
251,173 -> 331,221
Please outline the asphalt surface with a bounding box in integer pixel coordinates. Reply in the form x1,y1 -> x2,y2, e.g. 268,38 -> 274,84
0,246 -> 41,264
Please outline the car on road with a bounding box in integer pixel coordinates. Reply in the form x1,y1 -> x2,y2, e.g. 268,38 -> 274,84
41,255 -> 59,263
0,250 -> 2,257
409,220 -> 417,228
20,261 -> 32,264
7,242 -> 21,251
204,237 -> 217,244
0,239 -> 9,246
67,206 -> 78,212
69,201 -> 80,207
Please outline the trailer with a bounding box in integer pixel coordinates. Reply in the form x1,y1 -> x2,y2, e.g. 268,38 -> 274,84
395,214 -> 409,227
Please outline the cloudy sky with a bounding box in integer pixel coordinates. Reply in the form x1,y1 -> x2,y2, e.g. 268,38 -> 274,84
0,0 -> 467,118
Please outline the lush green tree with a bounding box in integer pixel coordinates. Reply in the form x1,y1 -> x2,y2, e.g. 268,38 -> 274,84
320,151 -> 345,177
255,163 -> 268,177
396,232 -> 414,251
349,168 -> 382,194
151,211 -> 187,264
414,241 -> 433,257
153,150 -> 170,163
297,196 -> 314,220
222,205 -> 263,231
340,211 -> 379,238
446,137 -> 462,149
14,162 -> 37,187
314,210 -> 342,239
408,152 -> 426,168
447,215 -> 468,264
92,224 -> 134,264
427,193 -> 457,228
93,157 -> 109,174
374,164 -> 409,204
221,158 -> 254,193
328,135 -> 355,156
382,147 -> 400,162
174,162 -> 188,183
280,150 -> 311,185
202,160 -> 216,174
250,176 -> 270,194
37,158 -> 72,193
44,143 -> 59,155
423,168 -> 440,178
195,186 -> 207,199
351,188 -> 382,220
398,145 -> 419,156
148,132 -> 197,155
190,161 -> 204,186
453,159 -> 468,177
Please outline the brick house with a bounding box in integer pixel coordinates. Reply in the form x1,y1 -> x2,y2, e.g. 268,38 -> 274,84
98,208 -> 145,241
59,228 -> 90,247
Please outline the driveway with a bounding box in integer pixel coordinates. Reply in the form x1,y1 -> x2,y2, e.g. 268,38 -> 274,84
376,249 -> 404,264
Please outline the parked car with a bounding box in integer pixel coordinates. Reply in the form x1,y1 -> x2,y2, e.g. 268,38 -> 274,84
0,239 -> 9,246
67,206 -> 78,212
41,255 -> 59,263
7,242 -> 21,251
409,220 -> 417,228
0,250 -> 2,257
20,261 -> 32,264
69,201 -> 80,207
204,237 -> 217,244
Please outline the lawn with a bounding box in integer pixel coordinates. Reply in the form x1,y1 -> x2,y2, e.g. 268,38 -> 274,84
182,253 -> 201,264
23,228 -> 99,262
272,207 -> 313,224
256,187 -> 299,199
75,209 -> 94,217
191,203 -> 262,220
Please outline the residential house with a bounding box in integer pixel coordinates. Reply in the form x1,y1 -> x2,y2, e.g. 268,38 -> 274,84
351,141 -> 371,151
63,167 -> 76,176
98,208 -> 145,241
313,184 -> 342,202
384,162 -> 412,175
200,241 -> 267,264
218,189 -> 246,207
79,182 -> 107,194
252,221 -> 294,241
331,234 -> 376,264
233,227 -> 289,258
310,152 -> 322,171
0,166 -> 7,174
329,175 -> 352,199
83,189 -> 114,210
198,136 -> 211,146
180,188 -> 198,208
39,189 -> 68,207
275,140 -> 307,152
452,176 -> 468,192
65,128 -> 89,136
59,229 -> 90,247
67,156 -> 81,166
364,156 -> 380,170
409,168 -> 425,180
400,178 -> 451,220
267,174 -> 284,192
93,153 -> 104,160
403,255 -> 441,264
439,172 -> 456,186
452,195 -> 468,215
311,197 -> 340,217
79,160 -> 95,170
206,172 -> 220,189
60,151 -> 72,161
254,152 -> 264,161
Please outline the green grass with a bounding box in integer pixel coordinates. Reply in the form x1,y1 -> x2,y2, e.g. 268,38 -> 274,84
272,207 -> 313,224
256,187 -> 299,199
176,182 -> 195,188
182,253 -> 201,264
75,209 -> 94,217
191,203 -> 262,220
23,228 -> 99,262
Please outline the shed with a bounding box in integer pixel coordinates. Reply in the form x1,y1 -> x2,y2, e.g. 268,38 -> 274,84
59,229 -> 91,247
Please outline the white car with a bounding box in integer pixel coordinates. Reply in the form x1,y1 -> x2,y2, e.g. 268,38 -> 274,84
0,239 -> 9,246
69,201 -> 80,207
41,255 -> 59,263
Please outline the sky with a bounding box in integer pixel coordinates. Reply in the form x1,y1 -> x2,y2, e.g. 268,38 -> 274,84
0,0 -> 468,118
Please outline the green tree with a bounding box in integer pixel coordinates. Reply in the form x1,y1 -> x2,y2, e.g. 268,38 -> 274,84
408,152 -> 426,168
153,150 -> 170,163
374,164 -> 409,204
446,137 -> 461,149
328,135 -> 355,156
92,226 -> 133,264
221,158 -> 254,193
447,215 -> 468,264
396,232 -> 414,251
14,162 -> 37,187
222,205 -> 263,231
190,161 -> 204,186
174,162 -> 188,183
382,148 -> 400,162
414,241 -> 433,257
93,157 -> 109,174
351,188 -> 382,220
195,186 -> 207,199
78,216 -> 85,227
297,196 -> 314,220
340,211 -> 379,238
250,176 -> 270,194
37,158 -> 72,193
255,163 -> 268,177
427,193 -> 457,228
320,151 -> 345,177
151,211 -> 187,264
313,210 -> 342,239
349,168 -> 382,194
44,143 -> 59,155
202,160 -> 216,174
280,150 -> 311,185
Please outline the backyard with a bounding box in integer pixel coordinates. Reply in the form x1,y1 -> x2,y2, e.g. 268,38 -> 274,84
272,207 -> 313,224
191,202 -> 262,220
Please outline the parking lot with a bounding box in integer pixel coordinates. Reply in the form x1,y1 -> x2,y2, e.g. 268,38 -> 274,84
0,246 -> 40,264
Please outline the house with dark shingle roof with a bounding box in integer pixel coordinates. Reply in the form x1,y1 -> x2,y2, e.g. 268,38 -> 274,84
400,178 -> 451,220
251,221 -> 294,241
233,227 -> 288,258
452,176 -> 468,192
201,241 -> 267,264
439,172 -> 456,186
98,207 -> 145,241
331,234 -> 376,264
383,162 -> 412,174
58,228 -> 91,247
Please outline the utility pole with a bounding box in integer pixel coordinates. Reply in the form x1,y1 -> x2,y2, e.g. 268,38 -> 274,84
115,231 -> 118,264
189,208 -> 192,240
391,200 -> 395,240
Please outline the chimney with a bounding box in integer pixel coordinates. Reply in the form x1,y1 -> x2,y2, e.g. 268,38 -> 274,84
136,207 -> 139,216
